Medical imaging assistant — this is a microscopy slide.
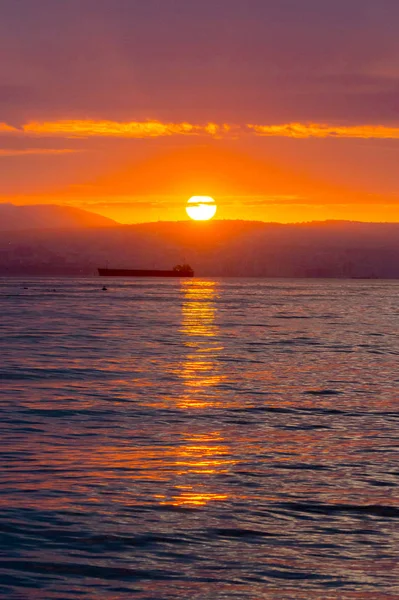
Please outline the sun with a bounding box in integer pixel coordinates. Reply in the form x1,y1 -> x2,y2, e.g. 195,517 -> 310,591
186,196 -> 217,221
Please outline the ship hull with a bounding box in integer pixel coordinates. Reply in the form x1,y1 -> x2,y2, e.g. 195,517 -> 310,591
98,268 -> 194,277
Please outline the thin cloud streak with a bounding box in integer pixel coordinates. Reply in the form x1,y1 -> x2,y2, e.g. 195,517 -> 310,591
0,123 -> 18,133
248,123 -> 399,139
22,120 -> 231,138
2,119 -> 399,141
0,148 -> 81,157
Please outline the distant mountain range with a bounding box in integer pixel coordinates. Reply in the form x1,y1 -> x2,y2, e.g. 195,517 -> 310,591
0,203 -> 117,231
0,204 -> 398,278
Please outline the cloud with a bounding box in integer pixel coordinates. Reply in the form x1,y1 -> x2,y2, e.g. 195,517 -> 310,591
0,148 -> 81,157
3,118 -> 399,142
248,122 -> 399,139
22,120 -> 231,138
77,194 -> 307,210
0,123 -> 18,133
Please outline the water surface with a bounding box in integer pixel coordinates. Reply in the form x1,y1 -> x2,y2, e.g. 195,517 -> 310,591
1,278 -> 398,599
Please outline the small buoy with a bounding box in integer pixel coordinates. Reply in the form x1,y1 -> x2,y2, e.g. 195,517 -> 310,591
102,286 -> 108,291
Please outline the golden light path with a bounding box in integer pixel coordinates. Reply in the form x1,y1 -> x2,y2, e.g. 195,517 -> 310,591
186,196 -> 217,221
156,280 -> 234,508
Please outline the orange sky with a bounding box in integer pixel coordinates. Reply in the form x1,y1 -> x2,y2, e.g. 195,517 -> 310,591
1,1 -> 399,223
2,121 -> 399,223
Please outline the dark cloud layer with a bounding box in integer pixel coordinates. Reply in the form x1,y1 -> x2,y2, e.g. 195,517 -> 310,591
1,0 -> 399,123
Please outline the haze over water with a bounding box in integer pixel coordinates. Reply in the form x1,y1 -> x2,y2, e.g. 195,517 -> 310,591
1,277 -> 398,599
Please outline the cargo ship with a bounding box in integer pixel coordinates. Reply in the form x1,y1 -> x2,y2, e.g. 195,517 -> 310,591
98,264 -> 194,277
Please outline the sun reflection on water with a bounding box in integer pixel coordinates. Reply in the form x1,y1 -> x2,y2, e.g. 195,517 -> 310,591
165,280 -> 233,507
178,280 -> 225,409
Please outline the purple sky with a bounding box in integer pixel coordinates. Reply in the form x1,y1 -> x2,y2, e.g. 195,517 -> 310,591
2,0 -> 398,123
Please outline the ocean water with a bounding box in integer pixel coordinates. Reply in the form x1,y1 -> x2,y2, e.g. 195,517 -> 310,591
1,277 -> 398,600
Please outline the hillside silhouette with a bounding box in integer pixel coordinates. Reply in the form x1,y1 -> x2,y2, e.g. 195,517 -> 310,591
0,203 -> 117,231
1,215 -> 399,278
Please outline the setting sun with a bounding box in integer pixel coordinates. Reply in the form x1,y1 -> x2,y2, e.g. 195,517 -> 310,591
186,196 -> 217,221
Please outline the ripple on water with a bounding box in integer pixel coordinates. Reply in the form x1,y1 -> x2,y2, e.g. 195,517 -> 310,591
0,277 -> 398,599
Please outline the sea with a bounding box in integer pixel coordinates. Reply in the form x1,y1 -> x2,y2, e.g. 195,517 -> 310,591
1,277 -> 398,600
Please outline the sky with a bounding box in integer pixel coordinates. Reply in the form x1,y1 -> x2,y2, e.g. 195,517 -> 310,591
1,0 -> 399,223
